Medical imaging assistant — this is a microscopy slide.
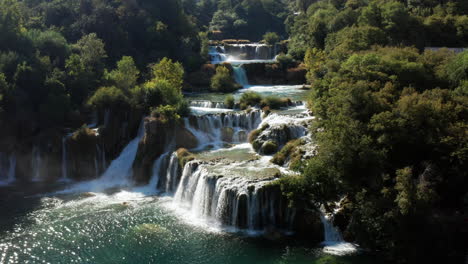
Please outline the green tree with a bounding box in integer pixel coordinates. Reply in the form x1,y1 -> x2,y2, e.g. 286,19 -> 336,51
263,32 -> 280,45
0,0 -> 23,50
210,66 -> 238,92
105,56 -> 139,91
73,33 -> 107,70
151,57 -> 184,90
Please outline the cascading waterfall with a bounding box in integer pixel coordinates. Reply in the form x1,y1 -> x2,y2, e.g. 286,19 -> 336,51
190,100 -> 226,109
319,209 -> 358,255
209,46 -> 228,64
61,119 -> 146,193
184,110 -> 262,147
232,65 -> 249,87
31,146 -> 42,181
171,161 -> 293,231
99,119 -> 145,185
0,153 -> 16,185
209,44 -> 278,64
61,136 -> 69,182
164,153 -> 180,193
148,152 -> 171,191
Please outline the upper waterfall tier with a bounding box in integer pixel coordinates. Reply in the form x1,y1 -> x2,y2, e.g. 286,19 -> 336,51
209,44 -> 278,65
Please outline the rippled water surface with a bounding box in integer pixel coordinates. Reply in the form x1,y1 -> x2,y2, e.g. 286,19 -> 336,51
0,185 -> 376,264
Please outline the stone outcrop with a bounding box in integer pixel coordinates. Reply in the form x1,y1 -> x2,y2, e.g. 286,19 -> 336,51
132,117 -> 198,184
243,63 -> 306,85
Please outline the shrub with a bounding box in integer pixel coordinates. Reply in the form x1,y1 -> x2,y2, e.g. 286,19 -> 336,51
239,91 -> 262,108
224,95 -> 235,109
276,53 -> 296,69
263,32 -> 280,45
151,105 -> 180,124
272,139 -> 303,166
262,140 -> 278,155
210,66 -> 239,92
260,95 -> 291,109
87,86 -> 130,109
71,125 -> 96,142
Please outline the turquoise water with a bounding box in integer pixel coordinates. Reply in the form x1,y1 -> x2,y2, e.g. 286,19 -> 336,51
0,185 -> 376,264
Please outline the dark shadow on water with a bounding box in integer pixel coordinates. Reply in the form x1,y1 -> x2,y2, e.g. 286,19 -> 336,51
0,181 -> 70,236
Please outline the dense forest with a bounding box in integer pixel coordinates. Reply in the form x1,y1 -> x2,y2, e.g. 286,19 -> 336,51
0,0 -> 467,263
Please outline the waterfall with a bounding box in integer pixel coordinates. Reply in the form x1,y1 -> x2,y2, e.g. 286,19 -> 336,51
184,110 -> 262,148
232,65 -> 249,87
31,146 -> 42,181
61,136 -> 70,182
148,152 -> 171,191
0,153 -> 16,186
99,119 -> 145,185
319,209 -> 358,255
209,46 -> 228,64
164,153 -> 180,193
190,100 -> 226,109
320,212 -> 343,242
172,161 -> 293,231
211,44 -> 278,64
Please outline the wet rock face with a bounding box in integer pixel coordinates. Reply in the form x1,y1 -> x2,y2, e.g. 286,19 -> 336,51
292,209 -> 324,242
132,118 -> 198,184
250,114 -> 312,155
68,127 -> 99,180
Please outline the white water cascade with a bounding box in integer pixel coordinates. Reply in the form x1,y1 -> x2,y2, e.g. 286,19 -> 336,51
320,210 -> 358,256
170,160 -> 293,232
60,136 -> 71,182
190,100 -> 226,109
0,153 -> 16,186
99,120 -> 145,185
209,44 -> 278,65
233,65 -> 249,87
59,119 -> 145,193
184,110 -> 262,148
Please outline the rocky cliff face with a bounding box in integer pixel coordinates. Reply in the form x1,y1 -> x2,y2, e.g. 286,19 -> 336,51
132,117 -> 198,184
243,63 -> 307,85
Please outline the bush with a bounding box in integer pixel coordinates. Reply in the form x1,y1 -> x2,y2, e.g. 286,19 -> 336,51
272,139 -> 303,166
87,86 -> 130,109
239,91 -> 262,109
71,125 -> 96,142
263,32 -> 280,45
224,95 -> 235,109
276,53 -> 296,69
210,66 -> 239,92
260,96 -> 291,109
151,105 -> 180,124
262,140 -> 278,155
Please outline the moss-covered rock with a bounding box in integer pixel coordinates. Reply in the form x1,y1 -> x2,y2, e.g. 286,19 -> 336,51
272,139 -> 304,170
262,140 -> 278,155
176,148 -> 195,169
